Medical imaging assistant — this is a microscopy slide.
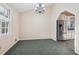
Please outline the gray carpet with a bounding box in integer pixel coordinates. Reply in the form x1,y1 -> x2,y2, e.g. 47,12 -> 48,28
5,39 -> 77,55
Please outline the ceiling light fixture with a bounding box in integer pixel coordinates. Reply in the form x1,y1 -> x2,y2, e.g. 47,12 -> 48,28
35,3 -> 45,14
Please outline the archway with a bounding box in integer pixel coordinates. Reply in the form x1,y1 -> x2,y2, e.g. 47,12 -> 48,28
56,10 -> 75,51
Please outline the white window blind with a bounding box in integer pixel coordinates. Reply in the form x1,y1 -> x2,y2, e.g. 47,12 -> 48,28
0,5 -> 10,36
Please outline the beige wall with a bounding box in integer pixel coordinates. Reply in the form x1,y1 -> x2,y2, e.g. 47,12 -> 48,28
50,3 -> 79,54
19,6 -> 52,39
0,4 -> 19,54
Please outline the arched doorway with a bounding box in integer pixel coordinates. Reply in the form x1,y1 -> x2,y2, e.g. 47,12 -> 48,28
56,10 -> 75,51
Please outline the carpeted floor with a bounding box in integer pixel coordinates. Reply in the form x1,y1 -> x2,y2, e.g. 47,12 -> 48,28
5,39 -> 77,55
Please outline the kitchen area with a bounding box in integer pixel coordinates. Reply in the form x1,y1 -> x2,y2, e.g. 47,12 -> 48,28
57,11 -> 75,50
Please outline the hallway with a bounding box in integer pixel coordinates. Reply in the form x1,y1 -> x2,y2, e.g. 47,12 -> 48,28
58,39 -> 74,51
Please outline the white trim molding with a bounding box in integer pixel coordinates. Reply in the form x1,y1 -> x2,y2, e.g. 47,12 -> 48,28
0,39 -> 19,55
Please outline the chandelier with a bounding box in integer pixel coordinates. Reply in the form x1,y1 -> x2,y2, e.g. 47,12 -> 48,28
35,3 -> 45,14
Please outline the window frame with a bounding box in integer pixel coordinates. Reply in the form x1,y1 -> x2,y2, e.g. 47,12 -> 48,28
0,4 -> 10,36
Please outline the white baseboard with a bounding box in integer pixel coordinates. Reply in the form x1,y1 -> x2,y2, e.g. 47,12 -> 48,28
19,38 -> 57,42
19,38 -> 52,40
1,40 -> 19,55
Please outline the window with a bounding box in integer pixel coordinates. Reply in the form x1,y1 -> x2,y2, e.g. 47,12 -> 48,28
0,5 -> 10,35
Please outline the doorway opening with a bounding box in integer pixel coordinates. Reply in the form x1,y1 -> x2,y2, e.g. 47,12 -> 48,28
56,11 -> 75,51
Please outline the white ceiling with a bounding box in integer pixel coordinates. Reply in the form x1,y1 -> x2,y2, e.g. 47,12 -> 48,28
7,3 -> 53,12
